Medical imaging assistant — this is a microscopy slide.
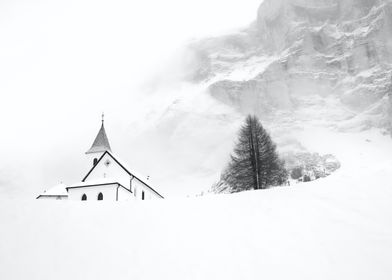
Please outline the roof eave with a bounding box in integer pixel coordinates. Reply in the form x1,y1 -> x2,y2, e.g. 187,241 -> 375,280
85,148 -> 112,155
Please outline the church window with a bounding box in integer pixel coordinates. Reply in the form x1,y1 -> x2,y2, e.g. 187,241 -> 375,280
142,191 -> 145,200
97,192 -> 103,200
93,158 -> 98,165
134,188 -> 137,197
81,194 -> 87,201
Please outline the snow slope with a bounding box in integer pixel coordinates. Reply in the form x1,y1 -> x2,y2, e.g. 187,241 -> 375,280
1,128 -> 392,280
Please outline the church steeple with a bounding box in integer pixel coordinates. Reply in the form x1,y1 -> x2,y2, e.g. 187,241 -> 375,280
86,114 -> 112,155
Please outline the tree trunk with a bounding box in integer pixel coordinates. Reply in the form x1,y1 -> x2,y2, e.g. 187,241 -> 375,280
248,123 -> 259,190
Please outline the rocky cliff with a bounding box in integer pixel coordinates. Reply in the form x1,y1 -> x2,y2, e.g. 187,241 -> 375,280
189,0 -> 392,132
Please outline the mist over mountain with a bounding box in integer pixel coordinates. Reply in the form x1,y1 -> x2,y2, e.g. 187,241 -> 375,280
188,0 -> 392,132
2,0 -> 391,198
0,0 -> 262,198
140,0 -> 392,195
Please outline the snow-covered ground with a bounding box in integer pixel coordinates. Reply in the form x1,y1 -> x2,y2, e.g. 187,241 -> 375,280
1,127 -> 392,280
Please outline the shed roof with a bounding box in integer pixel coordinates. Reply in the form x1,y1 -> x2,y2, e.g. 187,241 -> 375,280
36,183 -> 68,198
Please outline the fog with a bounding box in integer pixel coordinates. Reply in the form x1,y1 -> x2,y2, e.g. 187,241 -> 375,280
0,0 -> 262,198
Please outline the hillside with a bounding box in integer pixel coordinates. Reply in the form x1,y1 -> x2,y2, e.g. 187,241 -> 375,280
1,128 -> 392,280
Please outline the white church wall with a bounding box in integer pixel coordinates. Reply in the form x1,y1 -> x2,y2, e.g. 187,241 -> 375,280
84,153 -> 163,200
117,187 -> 134,201
84,153 -> 131,190
132,179 -> 162,200
68,183 -> 136,202
85,152 -> 104,171
68,184 -> 119,201
67,179 -> 161,202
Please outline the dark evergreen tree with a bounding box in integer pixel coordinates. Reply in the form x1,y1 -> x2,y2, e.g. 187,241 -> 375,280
291,166 -> 303,180
220,115 -> 287,193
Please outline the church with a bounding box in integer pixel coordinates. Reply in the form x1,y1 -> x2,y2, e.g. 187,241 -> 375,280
37,117 -> 164,201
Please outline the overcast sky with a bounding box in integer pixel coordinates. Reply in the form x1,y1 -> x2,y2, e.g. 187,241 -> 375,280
0,0 -> 262,198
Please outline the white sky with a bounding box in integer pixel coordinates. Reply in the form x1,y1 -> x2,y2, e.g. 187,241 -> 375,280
0,0 -> 262,198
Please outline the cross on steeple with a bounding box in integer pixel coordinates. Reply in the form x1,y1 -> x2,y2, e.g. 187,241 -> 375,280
102,112 -> 105,124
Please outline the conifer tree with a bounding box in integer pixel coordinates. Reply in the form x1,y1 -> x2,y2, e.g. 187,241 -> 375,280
219,115 -> 287,193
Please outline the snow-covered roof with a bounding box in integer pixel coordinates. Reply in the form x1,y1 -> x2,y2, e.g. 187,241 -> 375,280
85,121 -> 112,154
37,183 -> 68,197
67,178 -> 123,189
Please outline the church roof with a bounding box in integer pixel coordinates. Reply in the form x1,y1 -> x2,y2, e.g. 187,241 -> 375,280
36,183 -> 68,198
67,178 -> 128,191
86,121 -> 112,154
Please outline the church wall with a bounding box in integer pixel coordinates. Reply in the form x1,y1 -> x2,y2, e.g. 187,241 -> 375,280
85,153 -> 163,200
117,187 -> 134,201
85,152 -> 105,171
68,184 -> 120,201
132,178 -> 162,200
85,153 -> 131,190
67,181 -> 160,202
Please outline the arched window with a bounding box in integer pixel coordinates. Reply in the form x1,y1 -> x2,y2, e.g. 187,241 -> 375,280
81,194 -> 87,201
93,158 -> 98,166
97,192 -> 103,201
142,191 -> 145,200
134,188 -> 137,197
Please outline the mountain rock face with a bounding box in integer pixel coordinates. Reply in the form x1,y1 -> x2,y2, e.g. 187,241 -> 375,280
140,0 -> 392,195
189,0 -> 392,132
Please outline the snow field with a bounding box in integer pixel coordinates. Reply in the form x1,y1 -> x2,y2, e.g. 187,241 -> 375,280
1,128 -> 392,280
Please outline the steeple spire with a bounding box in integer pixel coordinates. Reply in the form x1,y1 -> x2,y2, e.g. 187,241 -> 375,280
85,115 -> 112,154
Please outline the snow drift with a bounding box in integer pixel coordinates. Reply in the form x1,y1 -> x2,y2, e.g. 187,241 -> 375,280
1,128 -> 392,280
